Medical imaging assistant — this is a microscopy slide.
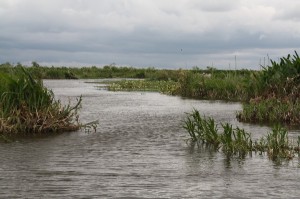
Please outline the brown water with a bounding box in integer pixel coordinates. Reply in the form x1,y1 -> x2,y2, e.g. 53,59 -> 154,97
1,79 -> 300,199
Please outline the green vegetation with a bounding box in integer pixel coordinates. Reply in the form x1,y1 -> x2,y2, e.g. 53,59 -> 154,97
0,67 -> 82,141
2,52 -> 300,126
2,52 -> 300,162
183,109 -> 300,160
176,69 -> 254,101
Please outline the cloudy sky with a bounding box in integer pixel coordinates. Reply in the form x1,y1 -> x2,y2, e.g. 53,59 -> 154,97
1,0 -> 300,69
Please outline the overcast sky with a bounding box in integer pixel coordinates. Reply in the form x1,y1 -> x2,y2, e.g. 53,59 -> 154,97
1,0 -> 300,69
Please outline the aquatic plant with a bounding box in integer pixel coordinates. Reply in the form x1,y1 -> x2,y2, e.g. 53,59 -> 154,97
183,109 -> 252,156
0,67 -> 82,138
264,126 -> 293,160
220,124 -> 252,156
183,109 -> 299,160
183,109 -> 220,146
108,79 -> 180,95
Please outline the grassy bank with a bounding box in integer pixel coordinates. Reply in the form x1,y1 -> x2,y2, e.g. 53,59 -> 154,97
184,109 -> 300,160
106,68 -> 254,101
176,69 -> 254,101
0,67 -> 82,141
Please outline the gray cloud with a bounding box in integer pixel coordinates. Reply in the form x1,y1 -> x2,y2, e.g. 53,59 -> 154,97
0,0 -> 300,69
275,4 -> 300,22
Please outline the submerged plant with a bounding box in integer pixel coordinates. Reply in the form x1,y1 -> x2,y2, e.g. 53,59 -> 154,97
265,126 -> 294,160
183,109 -> 299,160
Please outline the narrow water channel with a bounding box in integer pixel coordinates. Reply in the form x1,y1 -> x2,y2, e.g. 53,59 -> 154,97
0,79 -> 299,198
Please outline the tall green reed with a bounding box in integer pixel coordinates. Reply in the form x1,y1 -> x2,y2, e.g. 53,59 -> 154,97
0,67 -> 53,117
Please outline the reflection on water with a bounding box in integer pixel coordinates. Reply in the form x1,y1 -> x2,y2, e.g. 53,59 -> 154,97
0,79 -> 299,198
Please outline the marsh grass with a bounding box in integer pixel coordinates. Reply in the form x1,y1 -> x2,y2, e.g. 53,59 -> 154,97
177,71 -> 252,101
184,109 -> 300,160
0,67 -> 82,139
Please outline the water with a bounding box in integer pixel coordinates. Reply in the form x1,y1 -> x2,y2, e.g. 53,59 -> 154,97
1,79 -> 300,198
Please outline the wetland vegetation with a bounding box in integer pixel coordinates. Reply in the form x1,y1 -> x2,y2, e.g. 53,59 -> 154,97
2,53 -> 300,198
0,67 -> 82,141
1,51 -> 300,154
184,109 -> 300,160
102,51 -> 300,127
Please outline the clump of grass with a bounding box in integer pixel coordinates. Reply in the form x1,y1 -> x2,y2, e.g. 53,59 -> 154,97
0,67 -> 82,139
184,109 -> 299,160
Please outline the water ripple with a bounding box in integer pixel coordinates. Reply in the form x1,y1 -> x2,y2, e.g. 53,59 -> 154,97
0,80 -> 299,198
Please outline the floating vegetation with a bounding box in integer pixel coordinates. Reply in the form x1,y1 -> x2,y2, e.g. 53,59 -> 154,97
183,109 -> 300,160
0,67 -> 83,140
108,79 -> 180,95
